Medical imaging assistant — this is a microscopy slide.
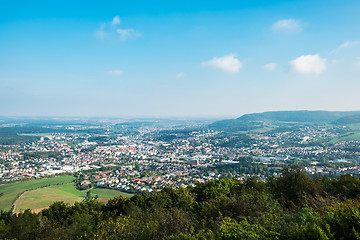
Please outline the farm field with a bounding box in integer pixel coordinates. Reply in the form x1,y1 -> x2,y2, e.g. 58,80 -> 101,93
14,185 -> 134,212
0,176 -> 75,211
90,188 -> 134,199
19,133 -> 53,137
13,183 -> 85,212
329,131 -> 360,144
339,132 -> 360,141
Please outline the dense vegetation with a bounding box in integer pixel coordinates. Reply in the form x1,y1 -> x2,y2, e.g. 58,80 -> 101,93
209,110 -> 360,131
3,167 -> 360,239
208,119 -> 264,132
0,127 -> 41,145
335,114 -> 360,125
237,111 -> 360,123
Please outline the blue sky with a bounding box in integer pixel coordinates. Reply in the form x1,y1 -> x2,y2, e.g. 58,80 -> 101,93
1,0 -> 359,118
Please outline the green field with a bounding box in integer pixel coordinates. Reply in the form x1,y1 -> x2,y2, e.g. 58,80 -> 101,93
0,176 -> 75,211
329,125 -> 360,144
90,188 -> 134,198
249,126 -> 277,133
19,133 -> 53,137
14,183 -> 85,212
14,186 -> 133,212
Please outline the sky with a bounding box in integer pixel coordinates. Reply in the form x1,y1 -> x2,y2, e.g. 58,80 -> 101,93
0,0 -> 360,118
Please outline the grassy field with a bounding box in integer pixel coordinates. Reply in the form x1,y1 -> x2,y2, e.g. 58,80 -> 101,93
329,133 -> 360,144
14,183 -> 85,212
249,126 -> 277,133
0,176 -> 75,211
19,133 -> 53,137
13,185 -> 134,212
328,124 -> 360,144
90,188 -> 134,198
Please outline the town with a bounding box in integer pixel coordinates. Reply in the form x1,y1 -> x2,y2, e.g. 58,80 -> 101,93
1,118 -> 360,194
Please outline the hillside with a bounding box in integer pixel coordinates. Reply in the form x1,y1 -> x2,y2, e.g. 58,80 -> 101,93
237,110 -> 360,123
334,113 -> 360,125
207,119 -> 264,131
209,110 -> 360,131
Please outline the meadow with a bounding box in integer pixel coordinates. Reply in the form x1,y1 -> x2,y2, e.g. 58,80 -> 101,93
0,176 -> 75,211
326,123 -> 360,144
13,183 -> 134,212
13,183 -> 85,212
90,188 -> 134,199
19,133 -> 53,137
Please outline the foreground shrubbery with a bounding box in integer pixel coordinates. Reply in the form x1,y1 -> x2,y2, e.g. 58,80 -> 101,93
2,166 -> 360,239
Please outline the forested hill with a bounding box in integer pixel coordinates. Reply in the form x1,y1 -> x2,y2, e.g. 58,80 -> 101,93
2,167 -> 360,239
334,113 -> 360,125
209,110 -> 360,131
237,110 -> 360,123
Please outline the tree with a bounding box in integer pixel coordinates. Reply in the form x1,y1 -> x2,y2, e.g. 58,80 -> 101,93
269,166 -> 320,209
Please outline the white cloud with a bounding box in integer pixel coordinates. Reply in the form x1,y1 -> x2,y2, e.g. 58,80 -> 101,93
201,54 -> 243,73
112,16 -> 121,25
272,18 -> 301,32
339,41 -> 360,49
116,29 -> 141,40
330,41 -> 360,54
289,54 -> 327,74
176,73 -> 186,78
264,63 -> 277,71
105,70 -> 124,76
96,17 -> 141,41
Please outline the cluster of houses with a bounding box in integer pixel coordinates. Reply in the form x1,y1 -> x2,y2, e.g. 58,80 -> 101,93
0,125 -> 359,185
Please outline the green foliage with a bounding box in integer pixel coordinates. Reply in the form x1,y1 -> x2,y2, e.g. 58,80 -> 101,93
0,127 -> 41,145
3,172 -> 360,239
237,111 -> 360,123
269,166 -> 320,209
323,200 -> 360,240
208,119 -> 263,132
323,174 -> 360,199
216,218 -> 276,240
291,223 -> 331,240
23,151 -> 63,161
334,114 -> 360,125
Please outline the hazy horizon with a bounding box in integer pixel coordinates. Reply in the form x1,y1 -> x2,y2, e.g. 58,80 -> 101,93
1,0 -> 360,117
2,109 -> 360,121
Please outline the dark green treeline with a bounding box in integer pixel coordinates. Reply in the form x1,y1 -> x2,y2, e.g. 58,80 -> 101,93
2,166 -> 360,239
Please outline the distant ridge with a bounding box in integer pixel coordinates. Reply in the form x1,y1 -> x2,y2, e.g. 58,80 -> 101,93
209,110 -> 360,131
334,113 -> 360,125
237,111 -> 360,123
